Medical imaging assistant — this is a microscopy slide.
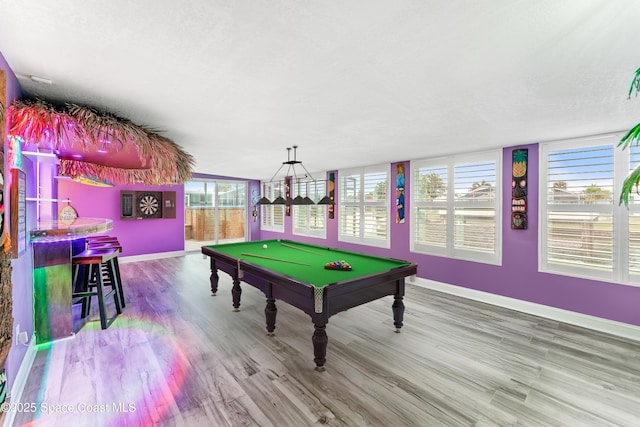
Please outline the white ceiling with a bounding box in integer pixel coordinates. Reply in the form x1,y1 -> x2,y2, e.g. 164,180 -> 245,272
2,0 -> 640,181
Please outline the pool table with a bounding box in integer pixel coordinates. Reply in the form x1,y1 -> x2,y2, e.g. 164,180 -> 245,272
201,239 -> 418,371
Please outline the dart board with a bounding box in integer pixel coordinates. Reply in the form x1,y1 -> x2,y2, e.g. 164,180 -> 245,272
136,192 -> 162,219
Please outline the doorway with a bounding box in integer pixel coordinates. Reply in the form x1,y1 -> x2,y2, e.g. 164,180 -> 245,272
184,179 -> 247,251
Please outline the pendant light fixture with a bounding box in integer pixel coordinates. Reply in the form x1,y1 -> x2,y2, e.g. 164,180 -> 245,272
256,146 -> 334,206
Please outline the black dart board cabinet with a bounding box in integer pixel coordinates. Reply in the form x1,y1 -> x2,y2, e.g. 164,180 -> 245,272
120,191 -> 176,220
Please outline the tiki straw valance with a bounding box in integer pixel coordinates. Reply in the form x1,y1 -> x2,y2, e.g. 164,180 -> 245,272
7,99 -> 194,185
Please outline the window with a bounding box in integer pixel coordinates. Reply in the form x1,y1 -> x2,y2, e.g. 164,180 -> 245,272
411,151 -> 501,264
261,182 -> 284,232
217,182 -> 246,207
184,179 -> 247,245
338,166 -> 389,248
293,180 -> 327,238
540,135 -> 640,284
184,181 -> 213,208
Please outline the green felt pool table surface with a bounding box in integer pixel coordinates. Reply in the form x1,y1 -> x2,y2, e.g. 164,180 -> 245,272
202,239 -> 412,287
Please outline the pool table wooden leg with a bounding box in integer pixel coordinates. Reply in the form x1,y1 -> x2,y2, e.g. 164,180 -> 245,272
392,294 -> 404,332
209,259 -> 219,296
231,278 -> 242,312
312,323 -> 328,371
265,296 -> 277,336
210,270 -> 219,296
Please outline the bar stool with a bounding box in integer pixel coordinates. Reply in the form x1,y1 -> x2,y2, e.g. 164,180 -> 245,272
72,248 -> 122,329
86,239 -> 125,309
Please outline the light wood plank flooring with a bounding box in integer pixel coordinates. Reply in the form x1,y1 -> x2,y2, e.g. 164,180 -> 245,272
10,254 -> 640,426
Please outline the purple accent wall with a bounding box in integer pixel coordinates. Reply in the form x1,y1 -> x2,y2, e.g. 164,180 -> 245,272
57,180 -> 185,256
57,173 -> 261,259
262,153 -> 640,327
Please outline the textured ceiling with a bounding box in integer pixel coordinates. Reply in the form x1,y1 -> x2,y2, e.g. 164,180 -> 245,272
2,0 -> 640,180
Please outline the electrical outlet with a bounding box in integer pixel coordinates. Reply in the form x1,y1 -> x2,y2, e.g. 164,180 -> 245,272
14,324 -> 28,346
17,332 -> 28,345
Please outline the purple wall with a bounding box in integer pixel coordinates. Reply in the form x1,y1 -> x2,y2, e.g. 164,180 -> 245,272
58,181 -> 185,257
58,174 -> 261,258
262,150 -> 640,327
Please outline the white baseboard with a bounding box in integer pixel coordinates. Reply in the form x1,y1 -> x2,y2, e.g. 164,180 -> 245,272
3,336 -> 37,427
410,277 -> 640,342
119,250 -> 186,264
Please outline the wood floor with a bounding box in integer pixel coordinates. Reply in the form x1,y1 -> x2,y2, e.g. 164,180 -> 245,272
10,254 -> 640,426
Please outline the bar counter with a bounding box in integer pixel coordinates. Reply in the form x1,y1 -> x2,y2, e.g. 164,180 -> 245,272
31,218 -> 113,344
31,217 -> 113,242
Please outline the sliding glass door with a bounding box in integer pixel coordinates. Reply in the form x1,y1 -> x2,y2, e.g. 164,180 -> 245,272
184,179 -> 247,251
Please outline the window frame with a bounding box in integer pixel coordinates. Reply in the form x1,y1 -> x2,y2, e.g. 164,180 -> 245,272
338,165 -> 390,248
260,182 -> 285,233
410,150 -> 502,265
539,134 -> 640,285
292,179 -> 327,239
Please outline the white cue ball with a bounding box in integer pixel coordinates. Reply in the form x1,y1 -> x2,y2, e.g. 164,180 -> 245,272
263,244 -> 268,249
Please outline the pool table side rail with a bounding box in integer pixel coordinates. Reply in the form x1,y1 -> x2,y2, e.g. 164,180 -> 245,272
204,239 -> 415,266
202,244 -> 317,308
278,240 -> 420,269
202,245 -> 316,287
323,263 -> 417,317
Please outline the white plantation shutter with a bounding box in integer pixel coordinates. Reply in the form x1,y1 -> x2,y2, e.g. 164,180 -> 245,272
308,180 -> 326,235
411,152 -> 501,264
453,161 -> 497,254
364,171 -> 387,240
308,205 -> 325,233
292,181 -> 306,234
540,135 -> 640,285
544,145 -> 614,273
341,173 -> 359,202
293,180 -> 327,238
260,182 -> 284,232
340,172 -> 361,239
339,167 -> 389,247
292,204 -> 306,234
415,207 -> 447,247
340,205 -> 360,238
413,164 -> 448,249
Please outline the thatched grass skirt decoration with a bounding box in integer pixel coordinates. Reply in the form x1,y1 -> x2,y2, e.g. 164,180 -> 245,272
0,252 -> 12,370
7,99 -> 194,185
